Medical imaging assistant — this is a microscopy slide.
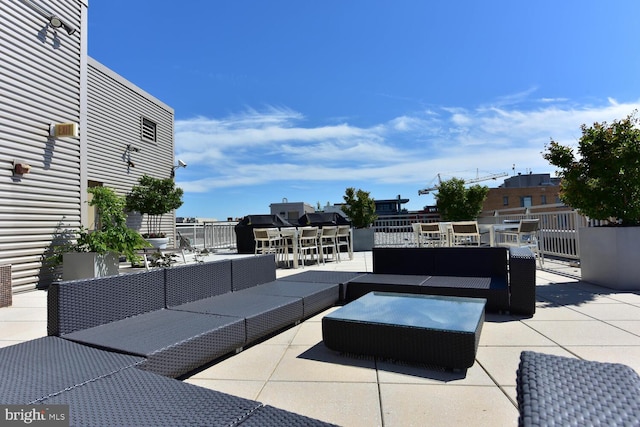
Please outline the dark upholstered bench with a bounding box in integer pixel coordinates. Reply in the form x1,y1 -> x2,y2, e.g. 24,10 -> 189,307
516,351 -> 640,426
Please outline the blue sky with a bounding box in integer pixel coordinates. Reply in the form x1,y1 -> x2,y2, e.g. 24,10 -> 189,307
88,1 -> 640,220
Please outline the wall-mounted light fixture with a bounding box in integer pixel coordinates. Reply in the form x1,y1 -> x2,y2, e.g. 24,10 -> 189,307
48,15 -> 76,35
171,159 -> 187,177
13,161 -> 32,176
126,144 -> 141,153
20,0 -> 77,36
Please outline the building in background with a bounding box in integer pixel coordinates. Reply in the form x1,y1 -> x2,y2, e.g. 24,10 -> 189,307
269,201 -> 315,223
481,173 -> 562,215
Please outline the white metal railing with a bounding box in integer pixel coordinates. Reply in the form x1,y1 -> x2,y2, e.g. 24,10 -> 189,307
177,207 -> 590,260
371,207 -> 588,260
176,222 -> 238,250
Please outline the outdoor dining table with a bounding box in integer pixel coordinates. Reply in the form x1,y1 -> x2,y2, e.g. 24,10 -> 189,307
278,228 -> 300,268
480,223 -> 520,247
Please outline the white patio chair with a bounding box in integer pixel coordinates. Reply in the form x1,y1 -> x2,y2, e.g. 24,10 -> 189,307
297,227 -> 320,267
253,228 -> 281,258
417,222 -> 444,247
496,219 -> 544,267
319,226 -> 339,263
450,221 -> 481,246
336,225 -> 352,261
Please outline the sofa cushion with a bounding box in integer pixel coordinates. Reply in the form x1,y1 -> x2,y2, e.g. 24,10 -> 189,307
241,280 -> 340,317
0,337 -> 143,404
173,291 -> 303,343
62,309 -> 245,378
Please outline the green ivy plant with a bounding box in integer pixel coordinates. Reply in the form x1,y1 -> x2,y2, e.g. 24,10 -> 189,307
125,175 -> 184,238
341,187 -> 378,228
543,112 -> 640,226
435,177 -> 489,221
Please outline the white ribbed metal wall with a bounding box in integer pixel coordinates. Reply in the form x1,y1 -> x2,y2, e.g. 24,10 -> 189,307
0,1 -> 174,291
0,0 -> 87,291
87,58 -> 175,242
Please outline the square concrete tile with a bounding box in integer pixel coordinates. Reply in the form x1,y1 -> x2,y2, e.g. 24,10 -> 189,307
608,320 -> 640,336
261,324 -> 300,345
525,305 -> 592,321
379,383 -> 518,427
258,381 -> 381,427
376,359 -> 495,386
569,303 -> 640,320
0,307 -> 47,321
8,291 -> 47,308
525,320 -> 640,346
564,345 -> 640,374
0,321 -> 47,341
184,378 -> 265,401
476,346 -> 575,386
479,321 -> 556,346
190,343 -> 288,381
269,344 -> 378,383
603,292 -> 640,305
290,321 -> 324,346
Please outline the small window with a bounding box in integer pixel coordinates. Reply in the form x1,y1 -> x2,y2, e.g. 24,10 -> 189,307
521,196 -> 532,208
503,196 -> 509,206
141,117 -> 157,142
541,195 -> 547,205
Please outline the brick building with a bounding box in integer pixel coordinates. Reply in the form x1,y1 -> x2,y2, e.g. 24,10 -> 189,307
481,173 -> 562,215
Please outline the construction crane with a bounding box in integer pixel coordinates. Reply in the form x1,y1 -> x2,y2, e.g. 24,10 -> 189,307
418,171 -> 508,195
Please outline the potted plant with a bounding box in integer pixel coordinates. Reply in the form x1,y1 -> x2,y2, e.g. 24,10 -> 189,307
125,175 -> 184,248
341,187 -> 378,251
543,112 -> 640,289
49,186 -> 150,280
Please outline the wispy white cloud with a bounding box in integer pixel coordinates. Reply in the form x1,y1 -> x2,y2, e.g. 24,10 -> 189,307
175,98 -> 640,193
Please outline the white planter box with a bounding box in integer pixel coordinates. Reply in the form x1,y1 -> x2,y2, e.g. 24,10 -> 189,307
579,226 -> 640,290
63,252 -> 120,281
352,228 -> 375,252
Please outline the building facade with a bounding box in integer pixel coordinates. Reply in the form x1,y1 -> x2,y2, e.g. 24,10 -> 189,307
481,173 -> 562,215
0,1 -> 174,291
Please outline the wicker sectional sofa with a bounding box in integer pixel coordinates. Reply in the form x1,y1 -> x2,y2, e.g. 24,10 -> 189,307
35,254 -> 361,425
345,246 -> 536,315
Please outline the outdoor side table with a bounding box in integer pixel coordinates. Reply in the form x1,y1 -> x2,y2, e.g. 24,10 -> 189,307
322,292 -> 486,370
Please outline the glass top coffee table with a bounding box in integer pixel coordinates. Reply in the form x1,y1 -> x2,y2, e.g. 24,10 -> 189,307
322,291 -> 486,370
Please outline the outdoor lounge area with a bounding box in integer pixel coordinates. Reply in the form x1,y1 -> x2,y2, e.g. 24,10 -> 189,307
1,251 -> 640,426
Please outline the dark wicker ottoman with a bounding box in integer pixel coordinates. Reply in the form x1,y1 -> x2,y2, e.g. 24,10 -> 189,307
516,351 -> 640,427
322,292 -> 486,370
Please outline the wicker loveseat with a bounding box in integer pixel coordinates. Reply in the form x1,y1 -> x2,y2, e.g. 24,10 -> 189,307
344,246 -> 536,315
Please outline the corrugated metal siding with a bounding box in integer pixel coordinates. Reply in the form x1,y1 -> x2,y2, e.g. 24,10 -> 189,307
0,0 -> 85,290
87,58 -> 176,243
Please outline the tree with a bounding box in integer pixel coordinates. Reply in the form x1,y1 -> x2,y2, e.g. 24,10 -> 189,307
543,113 -> 640,226
125,175 -> 184,237
435,178 -> 489,221
341,187 -> 378,228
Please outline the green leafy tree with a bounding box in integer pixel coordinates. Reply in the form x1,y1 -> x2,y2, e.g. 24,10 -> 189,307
543,112 -> 640,226
341,187 -> 378,228
126,175 -> 184,237
435,178 -> 489,221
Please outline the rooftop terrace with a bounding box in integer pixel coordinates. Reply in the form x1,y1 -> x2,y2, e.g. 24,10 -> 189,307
2,253 -> 639,426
